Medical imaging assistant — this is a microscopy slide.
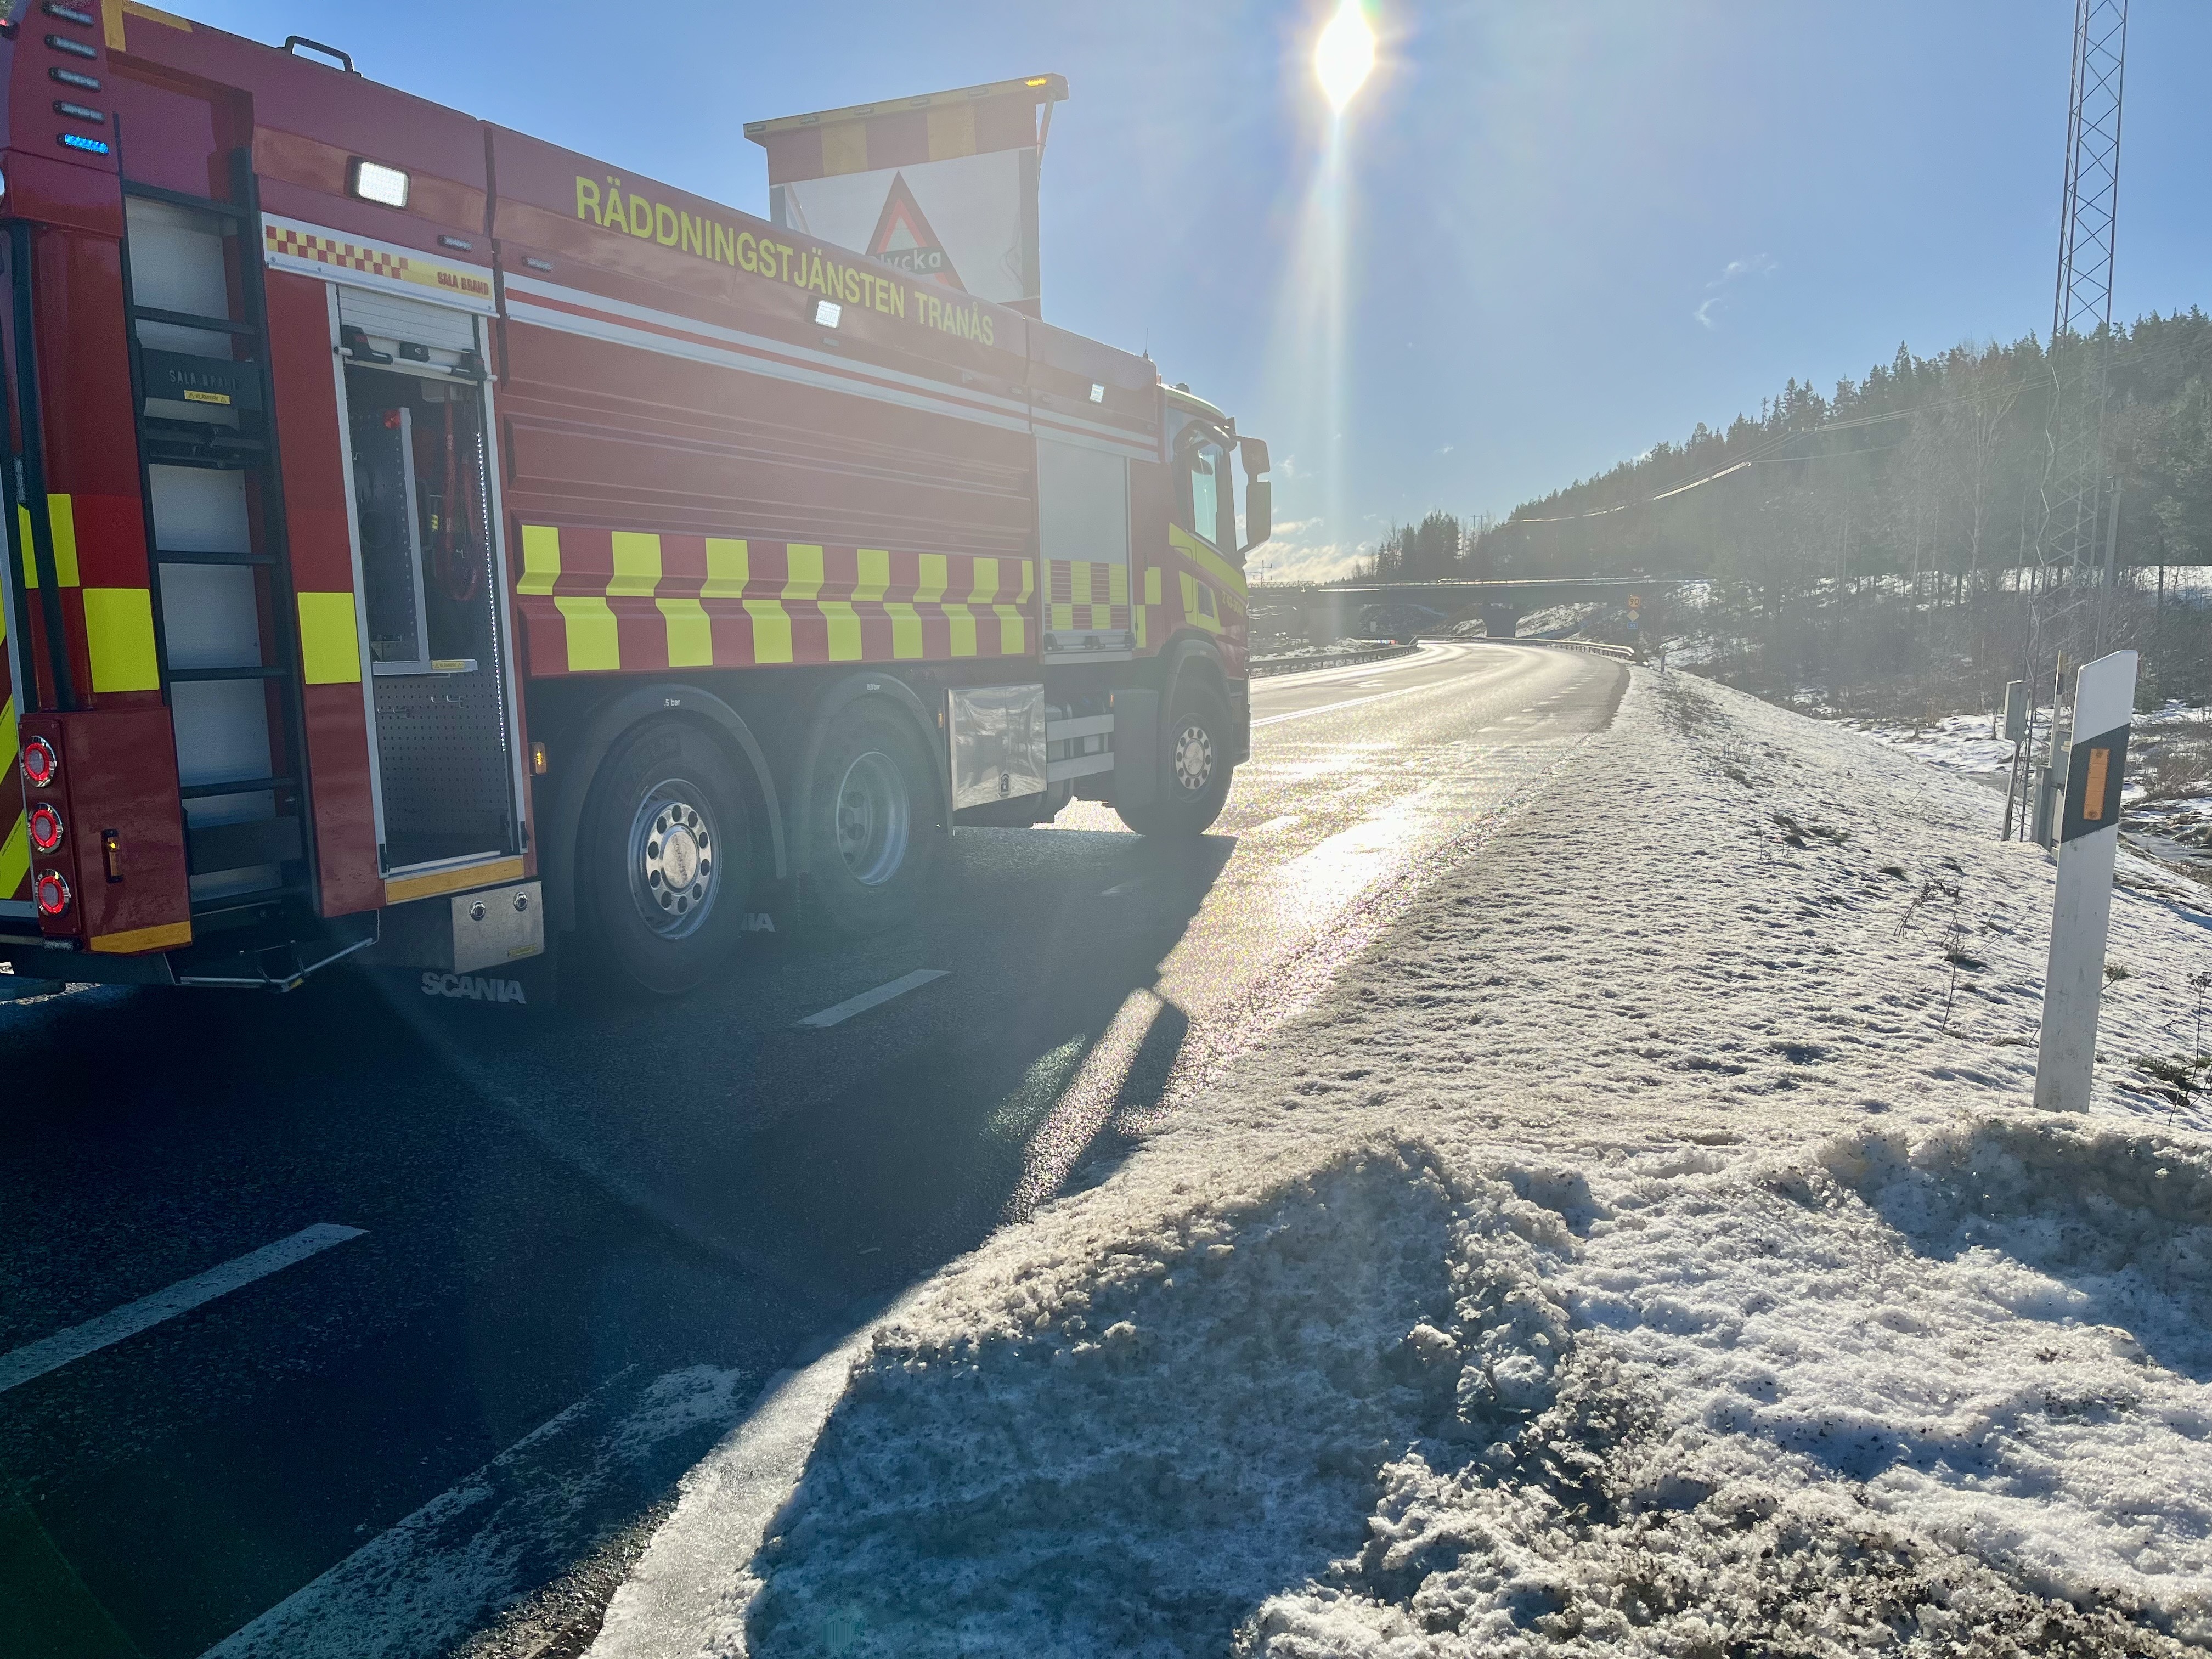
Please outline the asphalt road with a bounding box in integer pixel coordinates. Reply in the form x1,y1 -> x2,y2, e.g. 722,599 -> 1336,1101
0,640 -> 1626,1659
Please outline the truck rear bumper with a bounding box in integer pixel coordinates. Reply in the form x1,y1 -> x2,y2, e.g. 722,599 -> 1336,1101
0,912 -> 380,991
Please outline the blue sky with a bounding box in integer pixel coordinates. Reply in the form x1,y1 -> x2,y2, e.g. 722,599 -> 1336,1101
191,1 -> 2212,578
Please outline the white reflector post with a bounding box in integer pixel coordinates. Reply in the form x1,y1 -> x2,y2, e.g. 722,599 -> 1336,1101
2033,648 -> 2138,1111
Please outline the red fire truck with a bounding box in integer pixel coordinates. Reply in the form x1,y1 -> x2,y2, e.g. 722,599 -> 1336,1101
0,5 -> 1269,997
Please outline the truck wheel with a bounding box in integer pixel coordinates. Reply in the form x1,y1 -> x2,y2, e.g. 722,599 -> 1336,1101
579,719 -> 752,996
1116,679 -> 1233,838
806,702 -> 941,934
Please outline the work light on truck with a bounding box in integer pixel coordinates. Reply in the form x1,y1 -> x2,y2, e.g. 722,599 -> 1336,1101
19,736 -> 57,789
33,869 -> 69,919
348,157 -> 409,208
26,802 -> 63,854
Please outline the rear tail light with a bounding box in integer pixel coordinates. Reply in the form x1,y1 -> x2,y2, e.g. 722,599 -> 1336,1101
33,868 -> 70,918
20,735 -> 57,788
26,802 -> 63,854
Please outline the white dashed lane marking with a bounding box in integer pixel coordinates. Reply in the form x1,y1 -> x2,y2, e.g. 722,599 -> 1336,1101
1250,680 -> 1447,730
0,1224 -> 365,1395
796,969 -> 950,1029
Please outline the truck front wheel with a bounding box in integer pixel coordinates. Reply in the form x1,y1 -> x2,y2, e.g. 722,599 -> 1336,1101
579,719 -> 752,996
805,702 -> 942,933
1116,679 -> 1233,838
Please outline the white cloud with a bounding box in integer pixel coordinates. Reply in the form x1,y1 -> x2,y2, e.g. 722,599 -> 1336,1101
1240,516 -> 1367,583
1255,542 -> 1366,583
1695,253 -> 1778,330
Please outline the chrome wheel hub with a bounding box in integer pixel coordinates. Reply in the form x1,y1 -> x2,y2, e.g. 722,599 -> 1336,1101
1172,721 -> 1215,794
834,750 -> 911,887
629,780 -> 717,939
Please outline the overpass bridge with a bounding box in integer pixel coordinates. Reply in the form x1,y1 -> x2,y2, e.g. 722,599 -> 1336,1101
1251,575 -> 1703,646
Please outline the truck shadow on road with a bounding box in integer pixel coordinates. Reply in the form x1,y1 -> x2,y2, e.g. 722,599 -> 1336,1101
0,825 -> 1241,1658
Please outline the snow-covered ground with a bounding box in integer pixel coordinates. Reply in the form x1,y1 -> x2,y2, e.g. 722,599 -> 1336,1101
1833,710 -> 2021,781
594,671 -> 2212,1658
1838,703 -> 2212,881
1511,601 -> 1606,639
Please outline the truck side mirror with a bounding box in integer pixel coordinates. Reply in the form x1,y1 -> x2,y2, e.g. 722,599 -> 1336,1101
1240,479 -> 1271,555
1239,436 -> 1270,478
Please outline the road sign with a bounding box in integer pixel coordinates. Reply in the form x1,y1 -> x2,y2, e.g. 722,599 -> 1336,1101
867,172 -> 963,287
2033,649 -> 2137,1111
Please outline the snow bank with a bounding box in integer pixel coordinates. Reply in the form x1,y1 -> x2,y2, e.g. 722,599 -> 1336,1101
596,670 -> 2212,1658
744,1143 -> 1575,1658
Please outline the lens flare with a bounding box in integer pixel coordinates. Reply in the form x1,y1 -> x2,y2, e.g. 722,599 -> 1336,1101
1314,1 -> 1375,114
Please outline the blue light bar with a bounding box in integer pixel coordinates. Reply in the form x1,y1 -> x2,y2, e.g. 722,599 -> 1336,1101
58,131 -> 108,154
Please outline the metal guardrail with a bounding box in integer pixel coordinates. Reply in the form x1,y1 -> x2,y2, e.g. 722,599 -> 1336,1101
1423,634 -> 1638,662
1248,642 -> 1420,678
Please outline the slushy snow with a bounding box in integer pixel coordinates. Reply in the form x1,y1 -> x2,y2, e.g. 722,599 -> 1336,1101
594,669 -> 2212,1657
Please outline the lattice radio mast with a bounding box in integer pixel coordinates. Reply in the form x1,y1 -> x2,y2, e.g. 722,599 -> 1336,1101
2037,0 -> 2128,593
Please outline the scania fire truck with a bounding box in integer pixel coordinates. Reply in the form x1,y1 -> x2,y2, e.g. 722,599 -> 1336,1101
0,5 -> 1268,996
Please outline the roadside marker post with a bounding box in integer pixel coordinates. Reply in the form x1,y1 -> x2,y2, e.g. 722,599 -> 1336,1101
2033,650 -> 2137,1113
2000,679 -> 2028,840
2031,655 -> 2068,849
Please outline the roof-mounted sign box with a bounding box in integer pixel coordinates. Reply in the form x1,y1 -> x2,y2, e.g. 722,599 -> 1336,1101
746,75 -> 1068,319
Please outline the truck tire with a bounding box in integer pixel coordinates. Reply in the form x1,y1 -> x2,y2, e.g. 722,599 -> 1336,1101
579,719 -> 752,996
806,701 -> 941,934
1115,678 -> 1233,838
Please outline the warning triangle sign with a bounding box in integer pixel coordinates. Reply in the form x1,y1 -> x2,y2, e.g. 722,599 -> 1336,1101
867,172 -> 964,291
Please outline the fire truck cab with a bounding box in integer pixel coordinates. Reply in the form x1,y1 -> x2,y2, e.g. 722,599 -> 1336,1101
0,7 -> 1268,997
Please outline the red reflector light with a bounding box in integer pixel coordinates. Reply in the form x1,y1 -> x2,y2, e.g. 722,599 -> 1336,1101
34,868 -> 70,918
20,736 -> 58,789
27,802 -> 63,854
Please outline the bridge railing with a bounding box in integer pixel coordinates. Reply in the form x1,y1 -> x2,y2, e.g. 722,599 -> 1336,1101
1248,642 -> 1421,678
1420,634 -> 1638,662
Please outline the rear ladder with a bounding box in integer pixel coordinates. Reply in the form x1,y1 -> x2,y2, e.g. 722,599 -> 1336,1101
117,159 -> 319,916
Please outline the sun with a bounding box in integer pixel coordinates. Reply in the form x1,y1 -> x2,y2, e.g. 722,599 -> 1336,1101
1314,0 -> 1376,114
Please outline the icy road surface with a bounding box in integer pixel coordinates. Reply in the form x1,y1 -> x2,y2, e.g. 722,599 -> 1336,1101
597,670 -> 2212,1659
0,640 -> 1623,1658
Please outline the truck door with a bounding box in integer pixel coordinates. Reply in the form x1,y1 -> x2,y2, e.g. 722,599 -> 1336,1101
1036,435 -> 1135,660
331,290 -> 524,876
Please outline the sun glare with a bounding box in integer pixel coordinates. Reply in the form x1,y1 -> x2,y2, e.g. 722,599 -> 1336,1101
1314,1 -> 1375,114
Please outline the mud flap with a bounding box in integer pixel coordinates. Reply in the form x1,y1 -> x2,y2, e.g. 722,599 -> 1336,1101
1109,687 -> 1159,811
361,941 -> 560,1011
